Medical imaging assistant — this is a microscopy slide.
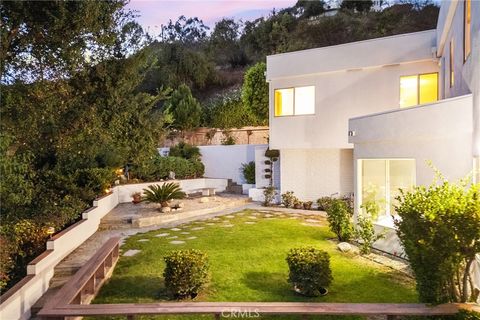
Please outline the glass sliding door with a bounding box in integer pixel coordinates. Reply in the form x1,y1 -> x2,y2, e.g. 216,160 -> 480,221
360,159 -> 416,224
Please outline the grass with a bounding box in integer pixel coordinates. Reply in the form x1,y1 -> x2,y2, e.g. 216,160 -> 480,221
93,209 -> 417,319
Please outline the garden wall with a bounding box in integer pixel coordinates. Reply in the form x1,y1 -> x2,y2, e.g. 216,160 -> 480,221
0,178 -> 228,320
199,144 -> 267,184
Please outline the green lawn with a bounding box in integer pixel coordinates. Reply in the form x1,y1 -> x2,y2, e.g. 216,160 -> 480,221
93,209 -> 417,319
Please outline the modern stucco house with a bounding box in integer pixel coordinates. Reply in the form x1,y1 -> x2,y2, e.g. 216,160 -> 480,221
266,0 -> 479,253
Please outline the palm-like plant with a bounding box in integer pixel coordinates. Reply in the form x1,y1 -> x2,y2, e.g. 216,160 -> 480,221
142,183 -> 186,207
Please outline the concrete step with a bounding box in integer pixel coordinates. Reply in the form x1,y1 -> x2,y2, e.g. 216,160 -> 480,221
226,185 -> 243,194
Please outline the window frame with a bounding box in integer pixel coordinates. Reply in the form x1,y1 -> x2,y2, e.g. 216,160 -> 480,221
464,0 -> 471,62
273,86 -> 315,117
450,40 -> 454,88
399,72 -> 439,108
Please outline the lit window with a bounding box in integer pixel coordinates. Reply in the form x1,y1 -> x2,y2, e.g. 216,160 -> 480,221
399,73 -> 438,108
274,86 -> 315,116
450,40 -> 454,87
464,0 -> 471,61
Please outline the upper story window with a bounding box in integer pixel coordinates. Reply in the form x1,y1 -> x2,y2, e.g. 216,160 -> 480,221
464,0 -> 471,61
450,40 -> 455,87
274,86 -> 315,116
399,73 -> 438,108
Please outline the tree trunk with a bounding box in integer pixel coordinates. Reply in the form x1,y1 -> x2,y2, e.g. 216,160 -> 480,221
462,257 -> 475,302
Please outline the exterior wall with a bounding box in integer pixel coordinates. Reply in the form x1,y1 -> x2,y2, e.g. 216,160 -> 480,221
269,60 -> 439,150
279,148 -> 354,201
198,144 -> 266,184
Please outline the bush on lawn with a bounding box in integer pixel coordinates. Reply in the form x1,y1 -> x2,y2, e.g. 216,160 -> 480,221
286,247 -> 333,297
317,196 -> 334,211
163,249 -> 209,299
133,156 -> 204,181
241,161 -> 255,184
281,191 -> 297,208
395,171 -> 480,304
326,199 -> 354,242
263,187 -> 276,206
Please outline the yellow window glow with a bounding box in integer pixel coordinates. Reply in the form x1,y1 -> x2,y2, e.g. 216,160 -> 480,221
465,0 -> 471,60
400,75 -> 418,108
419,73 -> 438,104
274,88 -> 294,116
294,86 -> 315,115
450,40 -> 455,87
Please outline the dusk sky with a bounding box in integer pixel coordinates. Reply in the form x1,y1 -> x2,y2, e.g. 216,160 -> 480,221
126,0 -> 297,34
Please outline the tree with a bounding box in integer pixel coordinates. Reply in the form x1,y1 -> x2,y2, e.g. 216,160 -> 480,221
209,18 -> 248,68
165,84 -> 202,133
341,0 -> 373,12
295,0 -> 326,18
395,172 -> 480,303
242,62 -> 269,124
160,16 -> 209,45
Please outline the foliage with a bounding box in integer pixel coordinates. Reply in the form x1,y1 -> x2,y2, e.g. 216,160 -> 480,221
395,173 -> 480,303
281,191 -> 297,208
241,161 -> 256,184
142,183 -> 186,207
286,247 -> 333,296
163,249 -> 209,299
221,133 -> 236,145
202,89 -> 258,129
354,214 -> 385,255
165,84 -> 202,133
241,62 -> 269,124
263,187 -> 277,207
169,142 -> 201,161
303,201 -> 313,210
326,199 -> 354,242
160,16 -> 209,45
0,236 -> 13,290
209,18 -> 249,68
341,0 -> 373,12
317,196 -> 335,212
134,156 -> 204,181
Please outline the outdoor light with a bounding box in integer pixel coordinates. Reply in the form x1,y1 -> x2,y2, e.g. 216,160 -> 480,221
104,187 -> 111,194
46,227 -> 55,238
115,168 -> 123,175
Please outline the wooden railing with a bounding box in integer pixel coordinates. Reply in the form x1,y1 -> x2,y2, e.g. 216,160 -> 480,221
38,237 -> 480,320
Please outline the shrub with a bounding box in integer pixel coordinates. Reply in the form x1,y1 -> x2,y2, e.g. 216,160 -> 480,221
281,191 -> 297,208
303,201 -> 313,210
142,183 -> 186,207
286,247 -> 333,297
241,161 -> 255,184
133,156 -> 204,181
354,214 -> 385,255
317,196 -> 334,211
242,62 -> 268,124
263,187 -> 276,207
326,199 -> 354,242
163,249 -> 209,299
221,133 -> 236,145
0,236 -> 13,290
169,142 -> 201,161
395,174 -> 480,303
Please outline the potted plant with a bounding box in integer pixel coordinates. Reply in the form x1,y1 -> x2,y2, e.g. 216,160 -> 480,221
142,182 -> 186,208
303,201 -> 313,210
293,199 -> 303,209
131,192 -> 142,204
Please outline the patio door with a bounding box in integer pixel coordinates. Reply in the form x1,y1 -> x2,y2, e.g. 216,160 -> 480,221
359,159 -> 416,224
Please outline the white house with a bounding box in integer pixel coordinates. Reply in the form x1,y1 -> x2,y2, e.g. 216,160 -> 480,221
266,0 -> 479,253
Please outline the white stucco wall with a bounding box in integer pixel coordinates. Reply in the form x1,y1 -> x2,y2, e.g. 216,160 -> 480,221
269,60 -> 439,150
279,148 -> 354,201
199,144 -> 266,184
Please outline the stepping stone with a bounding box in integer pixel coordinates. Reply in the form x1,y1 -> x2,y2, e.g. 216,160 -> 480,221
225,215 -> 235,219
306,219 -> 320,223
251,212 -> 260,216
181,232 -> 190,235
264,214 -> 274,218
302,223 -> 322,227
259,210 -> 270,213
236,212 -> 245,216
170,240 -> 185,245
244,221 -> 256,224
273,212 -> 283,215
138,239 -> 150,242
171,228 -> 181,231
291,213 -> 301,217
155,233 -> 170,237
212,217 -> 220,221
222,224 -> 234,227
186,236 -> 197,240
167,236 -> 178,239
191,227 -> 204,230
123,249 -> 141,257
248,216 -> 257,219
206,223 -> 215,226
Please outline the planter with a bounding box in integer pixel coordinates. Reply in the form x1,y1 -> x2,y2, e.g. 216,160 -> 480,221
293,203 -> 303,209
132,194 -> 142,204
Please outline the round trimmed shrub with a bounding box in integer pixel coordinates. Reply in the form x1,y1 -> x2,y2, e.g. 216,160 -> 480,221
163,249 -> 209,299
286,247 -> 333,297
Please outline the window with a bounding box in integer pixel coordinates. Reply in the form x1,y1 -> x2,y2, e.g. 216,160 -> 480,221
399,73 -> 438,108
359,159 -> 416,224
274,86 -> 315,116
464,0 -> 471,61
450,40 -> 454,87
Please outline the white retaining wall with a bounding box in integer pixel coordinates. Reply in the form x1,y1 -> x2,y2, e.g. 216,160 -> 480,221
0,178 -> 228,320
199,144 -> 266,184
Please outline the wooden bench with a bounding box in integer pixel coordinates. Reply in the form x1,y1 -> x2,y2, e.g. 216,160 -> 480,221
38,236 -> 480,320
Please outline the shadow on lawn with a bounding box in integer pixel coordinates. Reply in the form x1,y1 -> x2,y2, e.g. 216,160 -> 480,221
241,271 -> 295,298
95,275 -> 168,303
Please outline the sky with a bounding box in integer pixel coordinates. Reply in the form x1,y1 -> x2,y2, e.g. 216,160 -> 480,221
126,0 -> 297,34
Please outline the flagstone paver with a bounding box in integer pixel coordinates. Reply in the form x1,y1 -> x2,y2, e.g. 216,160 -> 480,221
123,249 -> 141,257
155,233 -> 170,237
167,236 -> 178,239
225,215 -> 235,218
244,221 -> 256,224
248,216 -> 257,219
223,224 -> 234,227
138,239 -> 149,242
191,227 -> 204,230
186,236 -> 197,240
170,240 -> 185,245
180,232 -> 190,235
171,228 -> 181,231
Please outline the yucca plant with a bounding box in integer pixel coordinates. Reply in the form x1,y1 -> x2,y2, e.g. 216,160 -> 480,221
142,183 -> 186,207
